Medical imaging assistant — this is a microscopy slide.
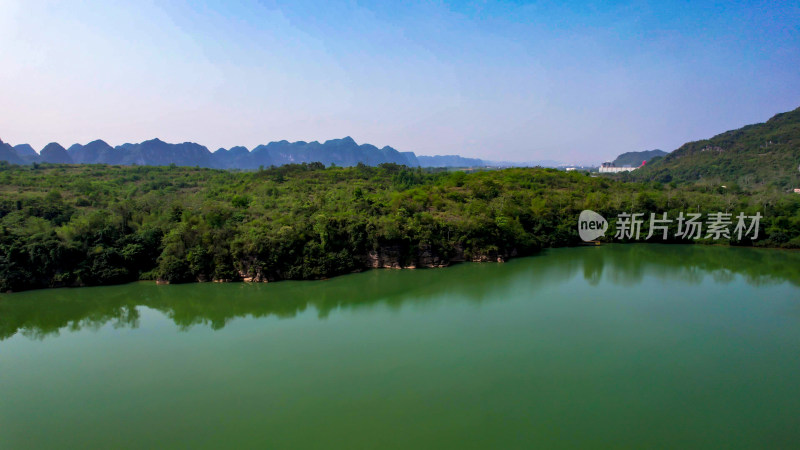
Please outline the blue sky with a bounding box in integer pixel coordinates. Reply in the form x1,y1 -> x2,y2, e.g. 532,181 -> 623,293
1,0 -> 798,163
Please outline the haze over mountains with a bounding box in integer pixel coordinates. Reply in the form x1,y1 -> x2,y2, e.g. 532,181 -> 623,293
0,136 -> 501,169
4,106 -> 798,176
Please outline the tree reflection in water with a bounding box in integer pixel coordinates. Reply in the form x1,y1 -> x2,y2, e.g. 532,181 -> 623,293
2,244 -> 798,340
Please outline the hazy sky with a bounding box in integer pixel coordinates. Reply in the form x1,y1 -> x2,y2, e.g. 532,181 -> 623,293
1,0 -> 798,163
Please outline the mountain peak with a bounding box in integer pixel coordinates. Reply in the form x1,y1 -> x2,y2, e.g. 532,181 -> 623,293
13,144 -> 37,156
0,139 -> 25,165
324,136 -> 358,146
42,142 -> 67,152
40,142 -> 72,164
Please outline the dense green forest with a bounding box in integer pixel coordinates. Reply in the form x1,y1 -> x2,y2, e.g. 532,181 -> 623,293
1,161 -> 799,292
629,107 -> 800,188
0,163 -> 800,291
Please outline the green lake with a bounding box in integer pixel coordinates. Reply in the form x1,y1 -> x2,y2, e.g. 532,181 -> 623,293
1,244 -> 799,449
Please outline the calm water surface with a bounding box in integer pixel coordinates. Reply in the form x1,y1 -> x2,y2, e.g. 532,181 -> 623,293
1,244 -> 799,449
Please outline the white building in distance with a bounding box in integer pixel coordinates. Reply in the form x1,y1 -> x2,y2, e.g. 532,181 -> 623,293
599,162 -> 637,173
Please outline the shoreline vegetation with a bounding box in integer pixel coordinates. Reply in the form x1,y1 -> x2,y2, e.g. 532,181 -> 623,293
1,162 -> 799,293
3,244 -> 800,341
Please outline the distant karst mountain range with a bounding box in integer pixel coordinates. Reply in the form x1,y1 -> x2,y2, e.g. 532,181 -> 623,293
0,136 -> 492,168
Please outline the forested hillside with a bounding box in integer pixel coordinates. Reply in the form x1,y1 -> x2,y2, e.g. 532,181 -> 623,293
630,107 -> 800,188
612,149 -> 667,167
2,162 -> 798,292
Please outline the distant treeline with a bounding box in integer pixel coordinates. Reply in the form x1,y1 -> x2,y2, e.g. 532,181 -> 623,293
0,162 -> 798,292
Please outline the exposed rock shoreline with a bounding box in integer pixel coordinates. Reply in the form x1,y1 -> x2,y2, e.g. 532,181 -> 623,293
158,245 -> 521,285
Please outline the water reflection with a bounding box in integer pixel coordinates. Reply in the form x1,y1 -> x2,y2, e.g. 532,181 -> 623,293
581,244 -> 800,287
1,244 -> 798,340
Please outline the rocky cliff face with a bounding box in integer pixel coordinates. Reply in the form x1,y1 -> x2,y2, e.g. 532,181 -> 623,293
209,245 -> 520,285
365,244 -> 518,269
365,244 -> 452,269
